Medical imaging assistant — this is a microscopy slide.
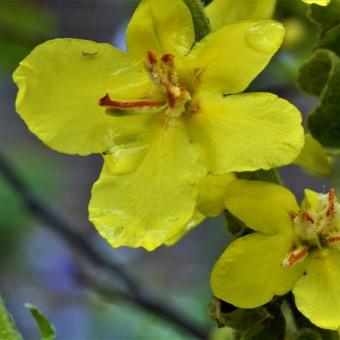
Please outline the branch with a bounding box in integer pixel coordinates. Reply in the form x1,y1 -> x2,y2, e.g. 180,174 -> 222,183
0,152 -> 209,339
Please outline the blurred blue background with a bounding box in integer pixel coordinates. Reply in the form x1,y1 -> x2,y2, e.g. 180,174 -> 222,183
0,0 -> 337,339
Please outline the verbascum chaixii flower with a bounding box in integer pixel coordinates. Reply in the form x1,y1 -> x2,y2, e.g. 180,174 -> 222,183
13,0 -> 304,250
205,0 -> 276,30
211,180 -> 340,329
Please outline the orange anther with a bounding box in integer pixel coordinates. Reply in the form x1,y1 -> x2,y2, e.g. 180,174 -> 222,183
301,210 -> 314,223
147,50 -> 157,65
326,235 -> 340,244
327,188 -> 336,217
282,245 -> 308,268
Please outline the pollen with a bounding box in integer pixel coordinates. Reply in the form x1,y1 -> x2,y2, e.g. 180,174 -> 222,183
283,189 -> 340,268
282,245 -> 308,268
145,50 -> 191,117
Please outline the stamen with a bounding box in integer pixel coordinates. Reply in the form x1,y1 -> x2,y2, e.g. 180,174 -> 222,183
161,53 -> 174,66
325,233 -> 340,244
282,245 -> 308,268
327,188 -> 336,217
99,94 -> 165,109
147,50 -> 157,65
301,210 -> 315,223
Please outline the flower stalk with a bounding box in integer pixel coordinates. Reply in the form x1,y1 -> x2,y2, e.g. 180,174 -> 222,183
183,0 -> 210,41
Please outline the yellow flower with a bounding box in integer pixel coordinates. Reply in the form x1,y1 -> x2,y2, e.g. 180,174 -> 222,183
205,0 -> 276,30
206,0 -> 330,32
13,0 -> 303,250
211,180 -> 340,330
302,0 -> 331,5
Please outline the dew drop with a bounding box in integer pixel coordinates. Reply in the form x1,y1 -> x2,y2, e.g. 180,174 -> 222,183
245,22 -> 285,54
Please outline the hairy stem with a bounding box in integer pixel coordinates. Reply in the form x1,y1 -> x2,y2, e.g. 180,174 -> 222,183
183,0 -> 210,41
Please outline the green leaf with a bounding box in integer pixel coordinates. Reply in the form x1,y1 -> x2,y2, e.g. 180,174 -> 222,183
308,0 -> 340,33
25,303 -> 56,340
298,49 -> 340,151
0,296 -> 22,340
319,22 -> 340,56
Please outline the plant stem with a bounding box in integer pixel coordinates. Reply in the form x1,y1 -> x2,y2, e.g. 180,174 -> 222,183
183,0 -> 210,41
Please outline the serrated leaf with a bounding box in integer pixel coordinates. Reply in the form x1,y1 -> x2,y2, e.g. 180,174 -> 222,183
308,0 -> 340,33
0,296 -> 22,340
319,22 -> 340,56
298,49 -> 340,150
25,303 -> 56,340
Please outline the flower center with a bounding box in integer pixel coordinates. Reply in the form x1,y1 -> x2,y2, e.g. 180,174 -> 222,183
145,50 -> 191,117
98,51 -> 191,118
282,189 -> 340,268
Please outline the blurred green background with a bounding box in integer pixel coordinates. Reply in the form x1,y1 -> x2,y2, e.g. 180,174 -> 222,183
0,0 -> 337,339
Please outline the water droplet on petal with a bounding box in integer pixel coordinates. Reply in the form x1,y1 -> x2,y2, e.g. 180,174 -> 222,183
246,21 -> 285,54
104,143 -> 148,175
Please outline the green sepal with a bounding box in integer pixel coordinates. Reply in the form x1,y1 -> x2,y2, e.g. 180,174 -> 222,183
25,303 -> 56,340
241,308 -> 285,340
298,49 -> 340,150
236,169 -> 281,184
0,296 -> 22,340
224,210 -> 249,237
208,298 -> 271,332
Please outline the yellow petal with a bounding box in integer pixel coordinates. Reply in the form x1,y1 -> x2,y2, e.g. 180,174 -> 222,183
206,0 -> 276,31
13,38 -> 150,155
211,233 -> 305,308
302,0 -> 331,5
126,0 -> 195,60
301,189 -> 321,210
164,210 -> 205,246
189,92 -> 304,173
197,174 -> 235,217
89,117 -> 206,251
165,173 -> 236,245
106,60 -> 165,102
224,180 -> 299,235
294,250 -> 340,330
186,20 -> 285,94
294,134 -> 331,175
